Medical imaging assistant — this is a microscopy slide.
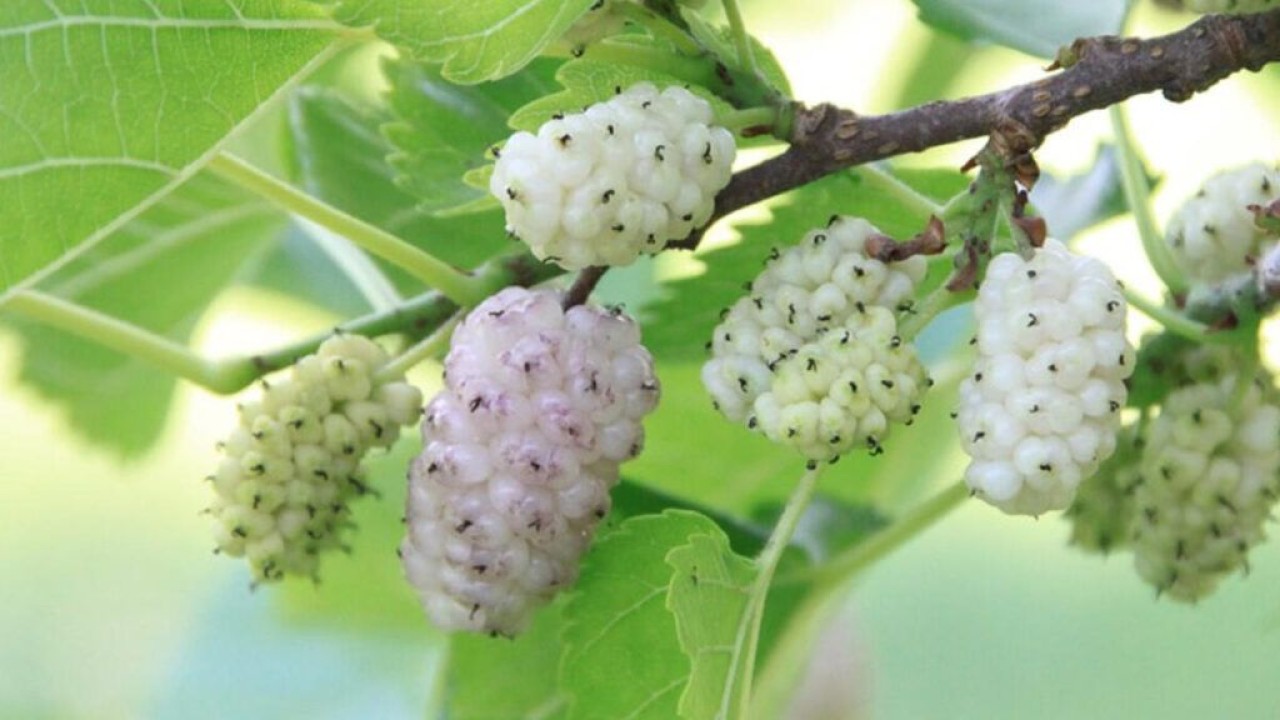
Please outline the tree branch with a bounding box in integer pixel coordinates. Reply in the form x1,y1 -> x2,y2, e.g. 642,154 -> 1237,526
685,9 -> 1280,246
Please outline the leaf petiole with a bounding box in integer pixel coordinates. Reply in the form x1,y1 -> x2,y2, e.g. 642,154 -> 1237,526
207,152 -> 491,307
1121,286 -> 1228,344
1110,105 -> 1188,296
375,315 -> 460,382
720,0 -> 760,78
898,284 -> 965,341
3,252 -> 562,395
717,106 -> 780,136
2,290 -> 239,393
731,464 -> 822,717
778,480 -> 968,590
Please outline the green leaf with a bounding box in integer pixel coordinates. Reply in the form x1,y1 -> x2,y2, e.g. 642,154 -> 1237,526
508,46 -> 779,135
1031,145 -> 1155,241
286,84 -> 513,271
508,53 -> 701,132
624,363 -> 803,514
6,172 -> 280,455
236,224 -> 372,320
330,0 -> 595,83
460,165 -> 496,195
0,0 -> 340,301
437,481 -> 769,719
382,56 -> 560,213
679,11 -> 791,98
910,0 -> 1127,58
665,531 -> 757,720
443,599 -> 567,719
884,27 -> 978,110
645,168 -> 967,361
560,510 -> 720,720
613,478 -> 771,557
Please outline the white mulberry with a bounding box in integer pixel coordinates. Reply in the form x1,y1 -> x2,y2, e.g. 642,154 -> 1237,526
208,335 -> 423,582
401,287 -> 660,635
1131,375 -> 1280,601
1165,162 -> 1280,284
702,216 -> 928,462
490,83 -> 735,270
958,240 -> 1134,515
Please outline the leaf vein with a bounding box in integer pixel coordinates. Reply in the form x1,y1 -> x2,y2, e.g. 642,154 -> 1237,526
0,157 -> 176,181
0,15 -> 340,39
618,677 -> 686,720
574,584 -> 666,656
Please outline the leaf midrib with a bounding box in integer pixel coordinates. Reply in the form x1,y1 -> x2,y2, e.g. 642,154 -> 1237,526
0,14 -> 341,38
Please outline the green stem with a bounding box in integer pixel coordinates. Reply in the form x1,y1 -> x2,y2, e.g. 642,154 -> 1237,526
851,165 -> 943,217
747,475 -> 963,716
1110,105 -> 1188,296
779,481 -> 968,589
223,252 -> 560,390
4,252 -> 562,396
3,290 -> 239,393
225,291 -> 460,391
1121,286 -> 1223,343
375,315 -> 460,382
721,0 -> 759,77
899,285 -> 965,341
208,152 -> 489,307
717,106 -> 778,135
614,1 -> 703,55
734,465 -> 822,717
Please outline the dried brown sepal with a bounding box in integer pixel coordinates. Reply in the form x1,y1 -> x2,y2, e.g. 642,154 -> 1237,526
1013,215 -> 1048,248
948,243 -> 982,292
1009,189 -> 1047,248
991,122 -> 1041,189
864,217 -> 947,264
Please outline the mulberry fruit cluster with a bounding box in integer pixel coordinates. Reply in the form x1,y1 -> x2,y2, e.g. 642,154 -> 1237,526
1065,425 -> 1142,554
490,83 -> 735,270
1165,162 -> 1280,284
1131,375 -> 1280,601
958,240 -> 1134,515
401,287 -> 660,636
208,335 -> 423,582
702,216 -> 929,463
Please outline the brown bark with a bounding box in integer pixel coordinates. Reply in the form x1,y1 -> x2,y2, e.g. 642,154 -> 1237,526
693,9 -> 1280,244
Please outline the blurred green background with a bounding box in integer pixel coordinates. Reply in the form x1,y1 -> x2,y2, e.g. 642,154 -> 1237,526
5,1 -> 1280,718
